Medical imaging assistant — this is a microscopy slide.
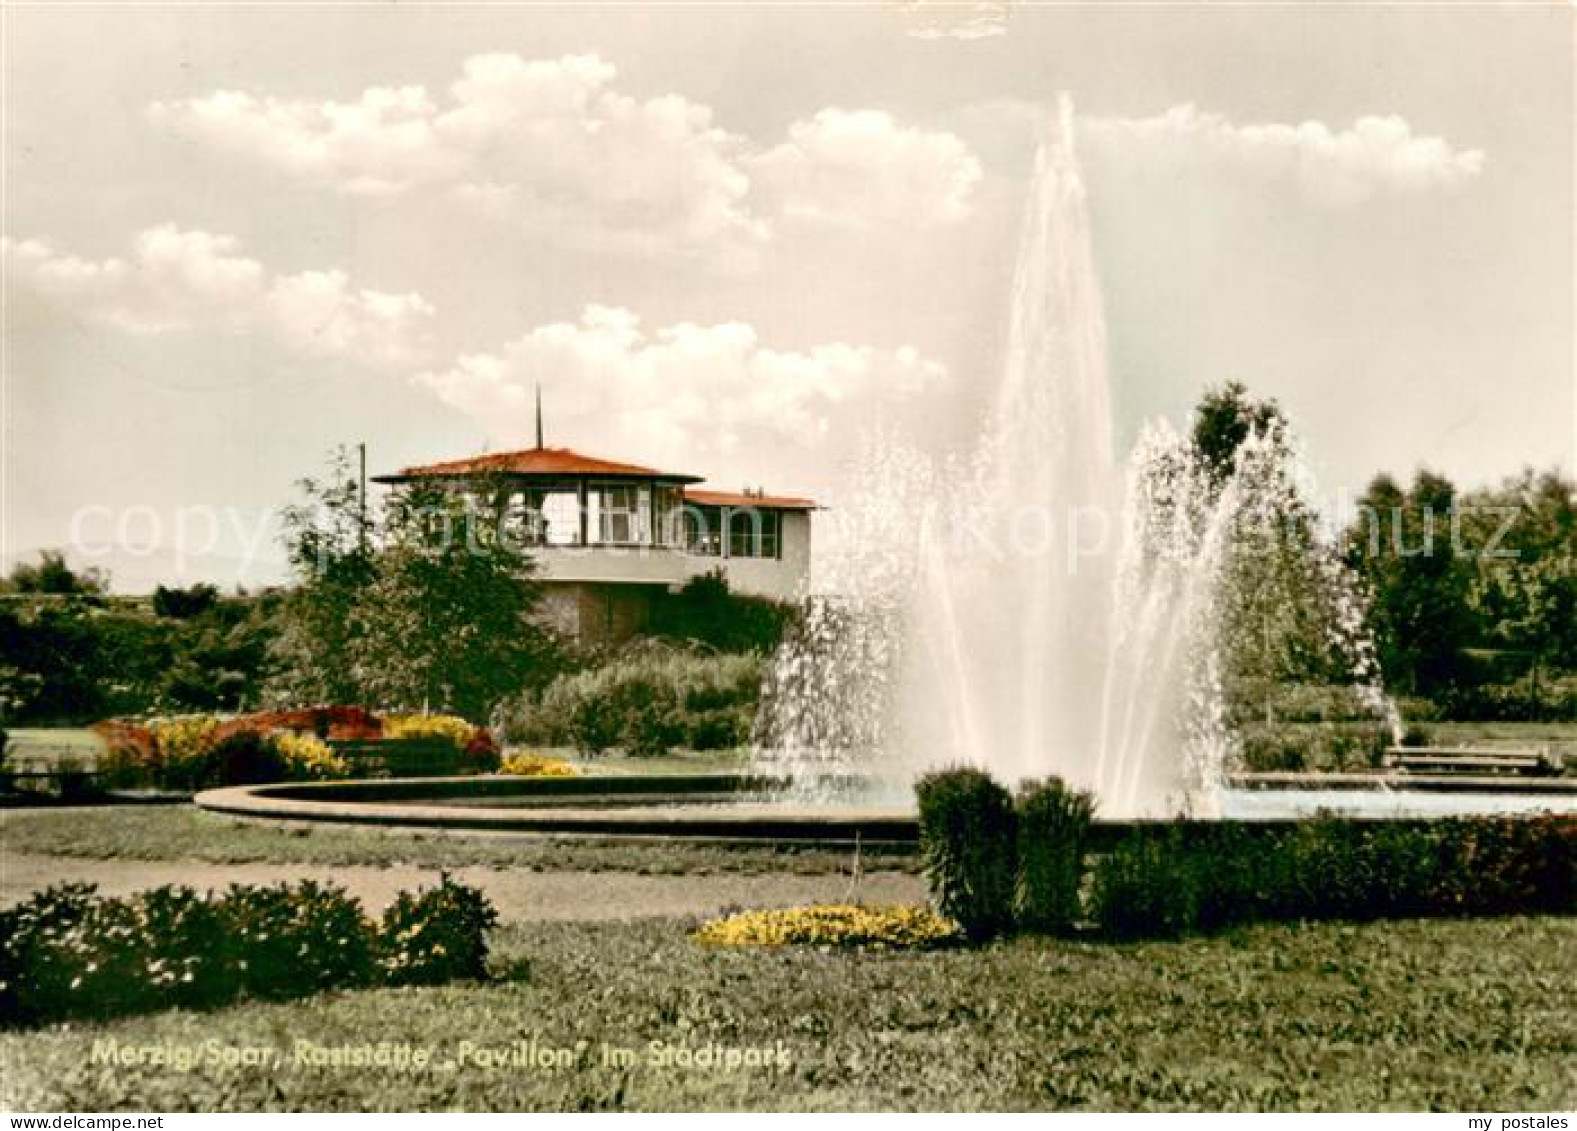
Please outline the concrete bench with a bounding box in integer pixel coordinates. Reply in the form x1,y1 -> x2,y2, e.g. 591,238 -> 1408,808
1383,746 -> 1559,777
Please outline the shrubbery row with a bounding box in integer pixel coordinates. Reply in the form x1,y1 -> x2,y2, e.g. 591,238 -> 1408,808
1090,814 -> 1576,938
915,767 -> 1576,941
0,875 -> 498,1028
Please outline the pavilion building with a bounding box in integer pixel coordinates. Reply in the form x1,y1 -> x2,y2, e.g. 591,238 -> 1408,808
372,444 -> 815,644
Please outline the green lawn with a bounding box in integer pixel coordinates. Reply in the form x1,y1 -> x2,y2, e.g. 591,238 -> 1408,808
0,806 -> 914,875
2,916 -> 1572,1111
1,728 -> 106,770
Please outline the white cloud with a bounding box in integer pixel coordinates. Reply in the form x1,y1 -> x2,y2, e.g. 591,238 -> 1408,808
1084,104 -> 1485,206
415,304 -> 946,480
903,2 -> 1009,40
750,108 -> 983,230
151,53 -> 981,251
3,226 -> 435,370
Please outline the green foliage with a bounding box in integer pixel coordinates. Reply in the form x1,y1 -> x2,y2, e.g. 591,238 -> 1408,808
4,917 -> 1574,1111
1089,815 -> 1576,940
914,766 -> 1017,941
214,880 -> 375,1001
1190,381 -> 1284,488
273,458 -> 563,720
1014,777 -> 1096,934
207,729 -> 288,786
1,550 -> 107,596
647,570 -> 796,653
1088,827 -> 1200,940
0,590 -> 280,724
1346,470 -> 1477,697
1235,720 -> 1391,773
152,583 -> 219,619
0,875 -> 496,1028
377,874 -> 499,985
506,647 -> 763,756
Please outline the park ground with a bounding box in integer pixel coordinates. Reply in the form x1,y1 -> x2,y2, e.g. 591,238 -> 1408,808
3,794 -> 1576,1110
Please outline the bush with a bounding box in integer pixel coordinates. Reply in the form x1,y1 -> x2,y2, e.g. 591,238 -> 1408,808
915,767 -> 1017,942
276,732 -> 349,780
377,875 -> 498,985
148,714 -> 221,790
215,880 -> 374,1001
0,877 -> 505,1028
692,904 -> 961,949
505,647 -> 763,757
1089,828 -> 1200,940
1014,778 -> 1096,935
384,713 -> 499,773
208,728 -> 288,786
1088,815 -> 1577,939
1,884 -> 231,1025
499,752 -> 578,777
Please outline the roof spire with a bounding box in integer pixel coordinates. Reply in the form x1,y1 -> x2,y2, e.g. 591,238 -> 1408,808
534,384 -> 544,450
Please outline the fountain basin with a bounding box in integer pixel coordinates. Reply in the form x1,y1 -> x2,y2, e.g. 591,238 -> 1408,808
195,773 -> 1577,845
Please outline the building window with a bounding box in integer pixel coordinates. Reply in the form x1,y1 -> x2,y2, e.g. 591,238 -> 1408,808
683,505 -> 722,556
589,482 -> 651,545
512,485 -> 581,546
725,508 -> 781,558
655,485 -> 684,547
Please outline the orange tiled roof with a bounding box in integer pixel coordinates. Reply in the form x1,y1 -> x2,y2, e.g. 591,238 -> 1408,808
374,446 -> 703,484
684,488 -> 817,511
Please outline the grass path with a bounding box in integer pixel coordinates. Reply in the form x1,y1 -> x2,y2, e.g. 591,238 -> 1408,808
1,806 -> 916,875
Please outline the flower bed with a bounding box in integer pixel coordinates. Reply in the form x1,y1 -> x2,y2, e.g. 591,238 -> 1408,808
692,904 -> 961,949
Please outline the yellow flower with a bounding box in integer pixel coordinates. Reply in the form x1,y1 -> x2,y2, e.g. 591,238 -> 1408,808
691,905 -> 961,949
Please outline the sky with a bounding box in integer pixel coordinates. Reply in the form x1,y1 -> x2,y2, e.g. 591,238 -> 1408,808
3,2 -> 1572,590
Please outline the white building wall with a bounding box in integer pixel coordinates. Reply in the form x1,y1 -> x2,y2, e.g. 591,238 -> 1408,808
692,511 -> 811,601
531,510 -> 811,602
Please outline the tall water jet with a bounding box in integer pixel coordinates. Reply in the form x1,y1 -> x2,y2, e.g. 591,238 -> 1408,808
755,96 -> 1397,817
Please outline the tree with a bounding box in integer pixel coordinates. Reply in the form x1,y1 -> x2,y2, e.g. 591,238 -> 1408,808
1187,383 -> 1341,720
3,550 -> 108,596
152,583 -> 219,619
1344,469 -> 1476,696
271,456 -> 560,720
1190,381 -> 1285,489
270,449 -> 377,706
347,482 -> 558,719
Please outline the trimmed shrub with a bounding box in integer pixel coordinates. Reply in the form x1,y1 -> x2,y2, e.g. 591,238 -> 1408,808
1089,815 -> 1577,939
384,713 -> 499,773
1014,777 -> 1096,935
216,880 -> 375,1000
378,875 -> 498,985
915,767 -> 1017,942
0,884 -> 231,1025
1,877 -> 505,1028
1089,828 -> 1200,940
0,883 -> 100,1024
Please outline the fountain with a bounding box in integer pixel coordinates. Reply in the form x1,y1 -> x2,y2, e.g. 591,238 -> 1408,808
753,96 -> 1400,818
196,99 -> 1574,840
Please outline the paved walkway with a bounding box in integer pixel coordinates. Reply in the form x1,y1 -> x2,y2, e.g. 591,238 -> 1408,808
0,853 -> 923,923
